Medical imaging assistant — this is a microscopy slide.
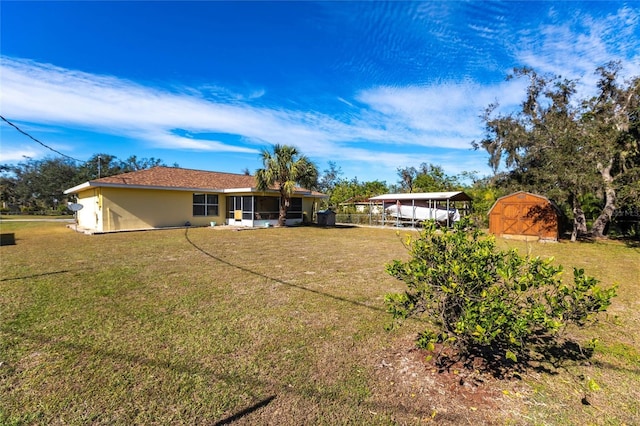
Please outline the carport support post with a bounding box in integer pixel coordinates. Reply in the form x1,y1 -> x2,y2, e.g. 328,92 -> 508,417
411,199 -> 415,228
446,199 -> 450,227
381,201 -> 386,226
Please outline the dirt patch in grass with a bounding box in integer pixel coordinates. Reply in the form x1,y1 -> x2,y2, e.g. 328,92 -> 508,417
368,334 -> 528,425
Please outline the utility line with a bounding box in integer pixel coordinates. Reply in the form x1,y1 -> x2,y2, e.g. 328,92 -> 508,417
0,114 -> 85,163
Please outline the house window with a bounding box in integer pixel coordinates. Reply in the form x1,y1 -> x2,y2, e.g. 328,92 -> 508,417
286,197 -> 303,219
193,193 -> 218,216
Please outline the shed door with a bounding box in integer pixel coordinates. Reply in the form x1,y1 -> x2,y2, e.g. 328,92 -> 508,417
502,203 -> 539,236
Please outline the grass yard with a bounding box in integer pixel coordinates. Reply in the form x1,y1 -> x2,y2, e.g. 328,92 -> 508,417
1,221 -> 638,425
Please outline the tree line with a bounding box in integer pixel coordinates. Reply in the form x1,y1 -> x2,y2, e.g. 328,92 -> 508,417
0,154 -> 174,213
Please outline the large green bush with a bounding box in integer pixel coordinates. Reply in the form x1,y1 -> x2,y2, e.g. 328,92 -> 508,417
385,220 -> 617,364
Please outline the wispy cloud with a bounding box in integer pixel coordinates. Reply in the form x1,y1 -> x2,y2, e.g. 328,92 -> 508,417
1,56 -> 495,159
1,4 -> 637,181
354,80 -> 527,149
1,58 -> 326,154
514,6 -> 640,95
0,147 -> 40,163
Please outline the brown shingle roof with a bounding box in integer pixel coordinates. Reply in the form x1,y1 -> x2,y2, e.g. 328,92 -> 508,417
65,166 -> 325,197
94,166 -> 257,189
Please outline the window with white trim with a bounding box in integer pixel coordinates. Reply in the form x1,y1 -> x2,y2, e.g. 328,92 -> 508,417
193,193 -> 219,216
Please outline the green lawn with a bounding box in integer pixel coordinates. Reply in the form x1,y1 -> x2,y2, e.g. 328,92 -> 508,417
1,221 -> 638,425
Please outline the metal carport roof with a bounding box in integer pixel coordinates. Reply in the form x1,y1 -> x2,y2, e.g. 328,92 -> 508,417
369,191 -> 471,202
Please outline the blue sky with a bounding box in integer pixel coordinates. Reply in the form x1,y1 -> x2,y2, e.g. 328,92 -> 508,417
1,1 -> 639,186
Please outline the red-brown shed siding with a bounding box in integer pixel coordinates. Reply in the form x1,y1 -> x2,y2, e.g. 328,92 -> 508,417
488,192 -> 560,240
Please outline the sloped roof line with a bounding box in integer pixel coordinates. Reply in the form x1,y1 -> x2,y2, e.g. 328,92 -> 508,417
64,166 -> 325,197
487,190 -> 559,215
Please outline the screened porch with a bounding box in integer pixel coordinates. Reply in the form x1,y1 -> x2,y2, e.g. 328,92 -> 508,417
225,195 -> 305,227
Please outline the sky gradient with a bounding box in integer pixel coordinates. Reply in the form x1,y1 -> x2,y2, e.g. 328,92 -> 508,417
1,1 -> 639,185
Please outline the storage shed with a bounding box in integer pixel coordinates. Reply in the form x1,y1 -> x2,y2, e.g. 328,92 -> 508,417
317,209 -> 336,226
489,191 -> 560,241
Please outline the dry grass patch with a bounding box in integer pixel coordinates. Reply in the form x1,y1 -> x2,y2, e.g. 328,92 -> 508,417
0,221 -> 638,425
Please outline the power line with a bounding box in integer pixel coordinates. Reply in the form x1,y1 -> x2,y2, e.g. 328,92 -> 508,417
0,115 -> 85,163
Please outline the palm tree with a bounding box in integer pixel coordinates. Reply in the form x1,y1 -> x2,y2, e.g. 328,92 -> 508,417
255,144 -> 318,227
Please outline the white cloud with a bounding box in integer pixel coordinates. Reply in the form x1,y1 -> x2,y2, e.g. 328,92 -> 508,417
0,147 -> 40,163
0,60 -> 262,144
1,58 -> 372,159
354,79 -> 527,149
515,6 -> 640,98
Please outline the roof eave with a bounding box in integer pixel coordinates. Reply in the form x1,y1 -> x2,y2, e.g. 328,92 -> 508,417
63,182 -> 92,194
369,191 -> 471,202
64,181 -> 233,195
65,181 -> 325,197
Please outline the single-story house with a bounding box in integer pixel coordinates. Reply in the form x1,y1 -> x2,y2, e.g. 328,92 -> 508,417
488,191 -> 561,241
64,166 -> 326,233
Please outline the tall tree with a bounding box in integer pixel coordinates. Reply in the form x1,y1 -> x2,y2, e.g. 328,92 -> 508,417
317,161 -> 343,209
414,163 -> 462,192
0,164 -> 18,210
581,62 -> 640,237
1,153 -> 175,212
255,144 -> 318,227
328,177 -> 388,210
76,154 -> 121,182
396,166 -> 418,193
317,161 -> 343,194
475,65 -> 639,240
361,180 -> 388,198
120,155 -> 166,173
397,163 -> 462,193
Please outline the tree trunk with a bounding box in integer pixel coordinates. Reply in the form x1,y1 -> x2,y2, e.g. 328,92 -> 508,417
278,194 -> 289,227
571,194 -> 588,242
591,159 -> 616,238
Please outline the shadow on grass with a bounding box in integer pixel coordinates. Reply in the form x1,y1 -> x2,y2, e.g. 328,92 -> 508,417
4,327 -> 472,424
312,223 -> 359,229
434,336 -> 597,380
618,237 -> 640,249
0,269 -> 75,282
213,395 -> 276,425
184,228 -> 390,315
3,328 -> 277,422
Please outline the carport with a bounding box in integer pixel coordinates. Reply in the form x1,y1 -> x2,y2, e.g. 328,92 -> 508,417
369,191 -> 472,227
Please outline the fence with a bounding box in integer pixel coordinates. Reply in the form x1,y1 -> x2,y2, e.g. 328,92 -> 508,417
335,213 -> 377,225
335,213 -> 420,227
